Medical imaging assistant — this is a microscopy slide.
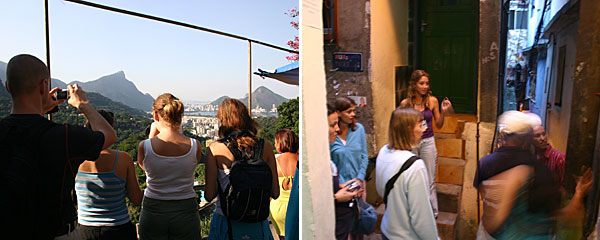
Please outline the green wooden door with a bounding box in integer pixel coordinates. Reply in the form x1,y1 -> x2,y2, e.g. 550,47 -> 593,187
418,0 -> 477,112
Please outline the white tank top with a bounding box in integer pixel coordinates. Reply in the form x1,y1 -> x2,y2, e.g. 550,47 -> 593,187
143,138 -> 197,200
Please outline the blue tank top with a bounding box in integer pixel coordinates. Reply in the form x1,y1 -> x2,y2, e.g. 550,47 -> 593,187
75,151 -> 130,226
421,108 -> 434,139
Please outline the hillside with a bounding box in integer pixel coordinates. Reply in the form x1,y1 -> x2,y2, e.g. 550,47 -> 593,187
0,61 -> 6,83
209,95 -> 232,106
240,86 -> 288,110
0,61 -> 154,112
71,71 -> 154,111
210,86 -> 288,110
0,85 -> 148,119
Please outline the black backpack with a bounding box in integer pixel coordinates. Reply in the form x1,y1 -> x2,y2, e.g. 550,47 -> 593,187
217,132 -> 273,233
0,116 -> 55,238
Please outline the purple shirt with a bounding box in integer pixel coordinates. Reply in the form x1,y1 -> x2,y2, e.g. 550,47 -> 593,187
421,108 -> 434,139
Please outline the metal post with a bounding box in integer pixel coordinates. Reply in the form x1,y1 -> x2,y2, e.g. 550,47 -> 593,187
44,0 -> 52,121
248,40 -> 252,116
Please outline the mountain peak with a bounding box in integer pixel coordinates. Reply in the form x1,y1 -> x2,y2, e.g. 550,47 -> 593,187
107,71 -> 126,79
254,86 -> 273,93
209,86 -> 288,110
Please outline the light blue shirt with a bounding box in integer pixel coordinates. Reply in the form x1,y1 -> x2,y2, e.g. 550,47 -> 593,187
330,122 -> 368,183
375,145 -> 438,240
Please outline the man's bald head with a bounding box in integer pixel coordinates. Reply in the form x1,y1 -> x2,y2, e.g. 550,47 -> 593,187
6,54 -> 49,97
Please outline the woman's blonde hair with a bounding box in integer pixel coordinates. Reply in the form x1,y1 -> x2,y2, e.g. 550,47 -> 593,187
217,98 -> 259,155
153,93 -> 184,125
406,69 -> 433,109
388,107 -> 423,150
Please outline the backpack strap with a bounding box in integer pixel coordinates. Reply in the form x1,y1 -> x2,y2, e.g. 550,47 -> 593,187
383,156 -> 420,205
253,139 -> 265,162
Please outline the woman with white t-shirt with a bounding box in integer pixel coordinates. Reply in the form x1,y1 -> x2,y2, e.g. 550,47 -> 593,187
375,107 -> 438,240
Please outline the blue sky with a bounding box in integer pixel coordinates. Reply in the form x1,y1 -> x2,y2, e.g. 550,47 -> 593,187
0,0 -> 298,102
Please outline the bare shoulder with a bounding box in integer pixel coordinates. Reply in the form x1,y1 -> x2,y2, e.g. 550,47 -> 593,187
138,140 -> 145,151
429,96 -> 439,105
208,140 -> 225,151
118,151 -> 133,162
400,99 -> 408,107
208,140 -> 230,157
262,140 -> 274,155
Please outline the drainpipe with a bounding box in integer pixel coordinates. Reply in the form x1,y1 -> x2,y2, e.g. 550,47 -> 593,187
497,0 -> 510,115
476,120 -> 481,225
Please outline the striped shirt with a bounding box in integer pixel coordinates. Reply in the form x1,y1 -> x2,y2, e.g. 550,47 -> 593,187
75,152 -> 130,226
540,145 -> 565,186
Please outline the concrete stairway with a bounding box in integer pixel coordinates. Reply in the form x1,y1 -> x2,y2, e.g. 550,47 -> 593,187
434,114 -> 476,240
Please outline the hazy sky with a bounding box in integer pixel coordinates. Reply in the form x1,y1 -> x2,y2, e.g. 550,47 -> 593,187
0,0 -> 299,101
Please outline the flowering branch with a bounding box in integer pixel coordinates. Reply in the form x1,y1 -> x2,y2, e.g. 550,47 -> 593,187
285,8 -> 299,62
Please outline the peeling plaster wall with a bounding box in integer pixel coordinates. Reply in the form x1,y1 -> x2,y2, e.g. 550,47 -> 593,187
459,122 -> 495,240
366,0 -> 410,204
478,0 -> 500,123
370,0 -> 409,155
325,0 -> 376,157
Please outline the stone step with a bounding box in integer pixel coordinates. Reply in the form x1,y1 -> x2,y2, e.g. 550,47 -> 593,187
435,138 -> 464,159
437,211 -> 458,240
433,116 -> 458,133
436,157 -> 465,185
436,183 -> 462,213
434,132 -> 458,139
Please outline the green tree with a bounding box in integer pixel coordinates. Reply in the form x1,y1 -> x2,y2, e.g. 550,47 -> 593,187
276,97 -> 299,135
256,116 -> 280,150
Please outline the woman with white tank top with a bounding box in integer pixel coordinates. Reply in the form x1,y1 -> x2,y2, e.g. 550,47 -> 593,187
137,93 -> 202,240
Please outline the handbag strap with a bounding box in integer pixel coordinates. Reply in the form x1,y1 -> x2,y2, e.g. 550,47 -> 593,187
383,156 -> 420,205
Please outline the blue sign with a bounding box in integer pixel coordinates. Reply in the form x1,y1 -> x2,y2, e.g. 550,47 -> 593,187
333,52 -> 363,72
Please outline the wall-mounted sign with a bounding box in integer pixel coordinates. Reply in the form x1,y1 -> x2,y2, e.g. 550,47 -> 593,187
348,96 -> 367,107
333,52 -> 363,72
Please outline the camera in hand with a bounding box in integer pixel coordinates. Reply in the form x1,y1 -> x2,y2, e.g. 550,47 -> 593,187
55,90 -> 69,100
347,181 -> 360,192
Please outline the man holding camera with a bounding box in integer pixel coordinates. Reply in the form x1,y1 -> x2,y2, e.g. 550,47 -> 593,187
0,54 -> 116,239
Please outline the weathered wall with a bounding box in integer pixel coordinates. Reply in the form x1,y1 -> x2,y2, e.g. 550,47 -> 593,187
458,122 -> 495,239
301,0 -> 335,238
367,0 -> 409,204
565,0 -> 600,236
325,0 -> 376,157
478,0 -> 500,122
546,20 -> 578,154
370,0 -> 409,156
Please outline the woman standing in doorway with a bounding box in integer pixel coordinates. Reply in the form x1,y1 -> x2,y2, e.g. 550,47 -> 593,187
400,69 -> 452,217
